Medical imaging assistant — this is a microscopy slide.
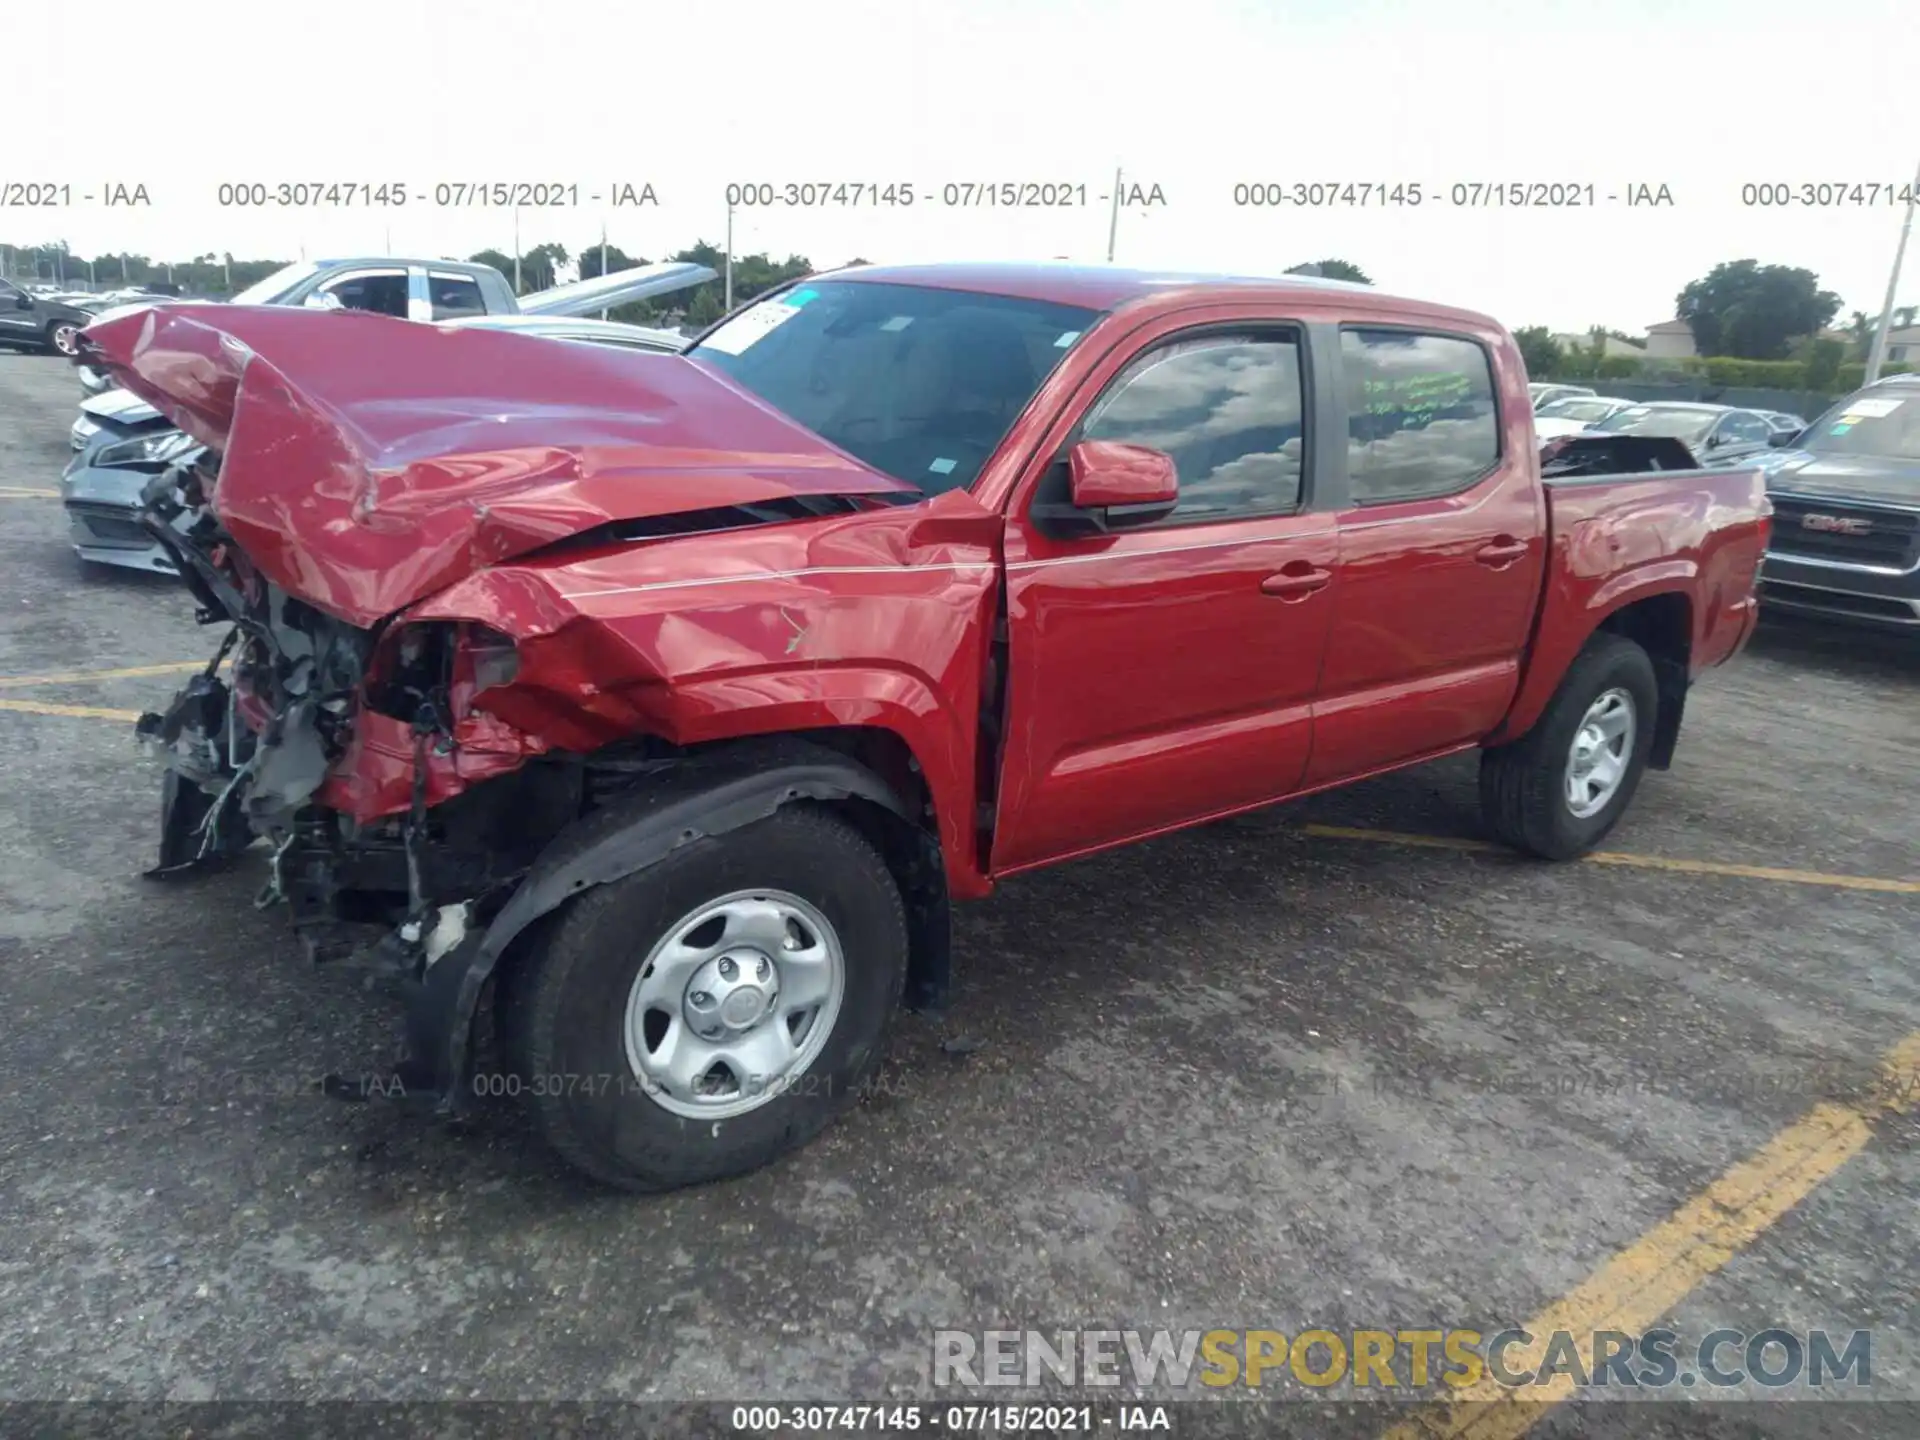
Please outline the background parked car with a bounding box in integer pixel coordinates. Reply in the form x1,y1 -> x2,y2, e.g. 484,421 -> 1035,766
1590,401 -> 1783,467
0,277 -> 115,355
1528,382 -> 1597,409
60,315 -> 690,576
1532,394 -> 1637,442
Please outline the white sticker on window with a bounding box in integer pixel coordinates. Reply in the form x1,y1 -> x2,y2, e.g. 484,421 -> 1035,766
880,315 -> 914,332
698,300 -> 803,356
928,457 -> 957,475
1054,331 -> 1081,347
1838,396 -> 1904,418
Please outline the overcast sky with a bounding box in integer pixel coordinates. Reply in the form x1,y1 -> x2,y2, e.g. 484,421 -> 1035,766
9,0 -> 1917,335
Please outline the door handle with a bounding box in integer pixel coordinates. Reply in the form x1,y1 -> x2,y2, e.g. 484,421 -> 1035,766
1474,537 -> 1529,567
1260,565 -> 1332,599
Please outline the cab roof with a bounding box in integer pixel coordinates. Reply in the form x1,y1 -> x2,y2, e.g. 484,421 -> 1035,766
822,260 -> 1470,323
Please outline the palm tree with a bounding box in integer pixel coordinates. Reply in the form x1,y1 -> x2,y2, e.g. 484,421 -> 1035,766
1847,310 -> 1875,359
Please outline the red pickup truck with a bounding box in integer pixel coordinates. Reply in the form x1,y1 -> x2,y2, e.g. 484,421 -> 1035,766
86,264 -> 1769,1191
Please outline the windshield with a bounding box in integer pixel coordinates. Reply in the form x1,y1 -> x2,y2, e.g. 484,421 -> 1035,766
1799,388 -> 1920,461
1539,397 -> 1620,422
687,280 -> 1100,493
230,260 -> 322,306
1594,407 -> 1720,444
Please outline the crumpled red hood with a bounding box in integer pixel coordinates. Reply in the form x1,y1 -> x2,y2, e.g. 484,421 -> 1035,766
81,305 -> 914,627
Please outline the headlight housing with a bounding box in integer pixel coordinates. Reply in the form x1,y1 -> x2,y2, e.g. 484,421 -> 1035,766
70,416 -> 101,447
94,430 -> 198,468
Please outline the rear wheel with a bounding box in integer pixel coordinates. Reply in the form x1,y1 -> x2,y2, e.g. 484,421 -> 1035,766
1479,633 -> 1658,860
47,319 -> 83,356
508,806 -> 908,1191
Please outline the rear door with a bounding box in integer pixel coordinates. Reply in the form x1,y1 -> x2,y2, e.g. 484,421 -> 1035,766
1304,324 -> 1546,785
991,307 -> 1341,873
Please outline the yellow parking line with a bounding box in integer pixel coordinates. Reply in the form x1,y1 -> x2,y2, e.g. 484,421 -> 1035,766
0,660 -> 204,689
1585,849 -> 1920,894
1382,1031 -> 1920,1440
0,486 -> 59,499
1300,823 -> 1920,895
0,698 -> 144,721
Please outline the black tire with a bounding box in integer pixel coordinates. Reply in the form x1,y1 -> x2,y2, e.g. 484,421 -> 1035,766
1479,632 -> 1658,860
507,805 -> 908,1192
46,319 -> 82,357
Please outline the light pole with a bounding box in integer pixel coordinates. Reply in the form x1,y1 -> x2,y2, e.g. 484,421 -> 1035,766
724,200 -> 734,311
512,206 -> 522,293
1106,166 -> 1122,262
1864,158 -> 1920,387
600,219 -> 610,320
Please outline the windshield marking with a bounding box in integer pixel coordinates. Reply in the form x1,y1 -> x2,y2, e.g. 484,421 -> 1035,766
700,300 -> 804,355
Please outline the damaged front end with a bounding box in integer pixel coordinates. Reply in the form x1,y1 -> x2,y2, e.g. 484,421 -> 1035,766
134,450 -> 669,1109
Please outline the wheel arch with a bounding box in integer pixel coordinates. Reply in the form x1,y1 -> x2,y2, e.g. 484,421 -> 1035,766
1593,590 -> 1692,769
403,732 -> 951,1110
1493,582 -> 1694,763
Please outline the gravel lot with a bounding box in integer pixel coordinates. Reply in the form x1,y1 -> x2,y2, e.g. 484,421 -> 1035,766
0,350 -> 1915,1435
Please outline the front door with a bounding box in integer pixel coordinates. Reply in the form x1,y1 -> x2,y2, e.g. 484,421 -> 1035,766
992,318 -> 1339,873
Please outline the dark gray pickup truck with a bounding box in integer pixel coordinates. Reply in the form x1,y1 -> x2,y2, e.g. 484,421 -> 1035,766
1757,374 -> 1920,632
0,278 -> 112,355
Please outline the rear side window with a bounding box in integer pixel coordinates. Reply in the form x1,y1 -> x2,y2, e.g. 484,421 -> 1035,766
1343,329 -> 1499,503
1082,334 -> 1307,522
430,273 -> 487,319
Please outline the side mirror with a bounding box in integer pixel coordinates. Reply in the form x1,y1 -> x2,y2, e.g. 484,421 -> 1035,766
1066,440 -> 1178,522
14,295 -> 31,310
1768,429 -> 1799,448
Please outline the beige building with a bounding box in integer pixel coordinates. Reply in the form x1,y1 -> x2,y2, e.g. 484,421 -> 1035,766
1643,319 -> 1697,359
1552,332 -> 1644,359
1885,325 -> 1920,366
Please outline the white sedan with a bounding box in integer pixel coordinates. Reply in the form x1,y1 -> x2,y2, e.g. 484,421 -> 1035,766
1534,394 -> 1637,442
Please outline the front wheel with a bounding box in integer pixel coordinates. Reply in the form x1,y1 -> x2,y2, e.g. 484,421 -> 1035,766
1479,633 -> 1658,860
47,319 -> 83,356
506,806 -> 909,1191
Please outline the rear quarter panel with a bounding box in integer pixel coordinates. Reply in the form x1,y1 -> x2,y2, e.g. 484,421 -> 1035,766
1489,467 -> 1769,744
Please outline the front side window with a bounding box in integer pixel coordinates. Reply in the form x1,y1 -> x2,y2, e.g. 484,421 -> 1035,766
1081,334 -> 1307,521
1715,412 -> 1772,446
430,273 -> 487,320
1344,329 -> 1499,503
322,271 -> 410,318
688,280 -> 1098,494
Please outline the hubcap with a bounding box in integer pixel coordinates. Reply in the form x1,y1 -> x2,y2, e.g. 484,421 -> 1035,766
1565,687 -> 1635,819
623,889 -> 844,1120
52,325 -> 79,355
